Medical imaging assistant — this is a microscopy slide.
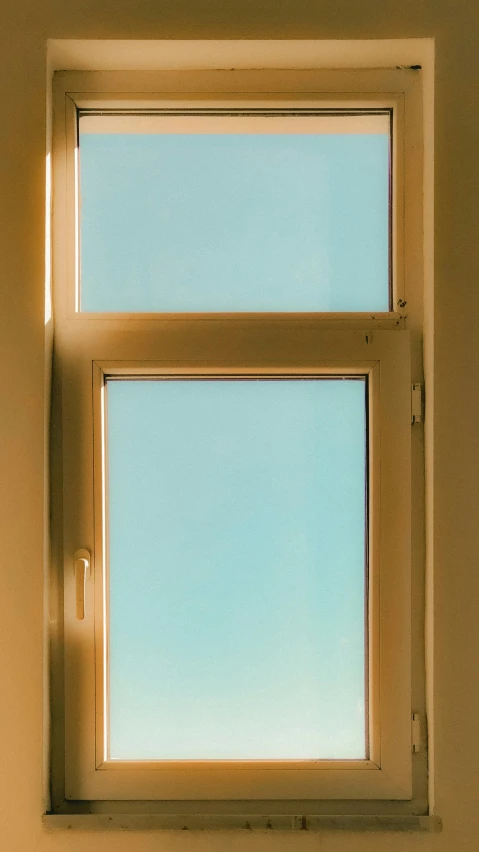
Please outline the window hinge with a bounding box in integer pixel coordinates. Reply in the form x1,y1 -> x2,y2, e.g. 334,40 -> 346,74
412,713 -> 421,752
411,383 -> 424,424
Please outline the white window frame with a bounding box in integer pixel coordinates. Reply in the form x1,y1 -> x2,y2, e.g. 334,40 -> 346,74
51,65 -> 424,809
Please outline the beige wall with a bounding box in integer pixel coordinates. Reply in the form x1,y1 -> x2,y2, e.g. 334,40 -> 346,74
1,1 -> 478,850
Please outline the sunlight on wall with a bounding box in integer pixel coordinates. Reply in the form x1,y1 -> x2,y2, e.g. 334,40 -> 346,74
45,152 -> 52,325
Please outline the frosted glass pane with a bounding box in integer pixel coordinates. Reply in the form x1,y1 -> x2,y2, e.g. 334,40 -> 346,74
79,113 -> 390,312
107,378 -> 367,760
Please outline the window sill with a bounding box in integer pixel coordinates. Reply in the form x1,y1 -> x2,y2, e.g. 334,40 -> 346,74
43,814 -> 441,833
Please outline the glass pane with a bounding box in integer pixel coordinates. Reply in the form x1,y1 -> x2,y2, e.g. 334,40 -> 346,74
106,378 -> 367,760
79,112 -> 390,312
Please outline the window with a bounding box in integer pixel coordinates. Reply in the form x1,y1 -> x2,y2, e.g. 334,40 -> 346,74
51,65 -> 425,810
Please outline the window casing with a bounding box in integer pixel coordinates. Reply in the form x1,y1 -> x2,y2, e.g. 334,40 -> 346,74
51,67 -> 425,810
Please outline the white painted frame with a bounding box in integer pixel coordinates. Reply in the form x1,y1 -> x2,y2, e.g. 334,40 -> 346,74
60,335 -> 411,801
51,65 -> 422,805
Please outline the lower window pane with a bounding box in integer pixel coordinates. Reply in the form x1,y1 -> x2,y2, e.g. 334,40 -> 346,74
106,377 -> 367,760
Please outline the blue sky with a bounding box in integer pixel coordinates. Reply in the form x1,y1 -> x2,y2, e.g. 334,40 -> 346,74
107,379 -> 367,760
79,129 -> 389,312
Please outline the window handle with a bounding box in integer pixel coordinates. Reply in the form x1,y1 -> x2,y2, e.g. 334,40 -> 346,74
74,549 -> 91,620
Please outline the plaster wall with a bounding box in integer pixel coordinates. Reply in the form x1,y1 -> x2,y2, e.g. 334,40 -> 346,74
0,1 -> 478,850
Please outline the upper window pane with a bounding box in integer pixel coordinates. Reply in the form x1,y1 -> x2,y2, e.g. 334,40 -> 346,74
79,111 -> 390,313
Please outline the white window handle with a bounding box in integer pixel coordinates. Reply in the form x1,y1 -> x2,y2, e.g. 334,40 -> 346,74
73,549 -> 91,620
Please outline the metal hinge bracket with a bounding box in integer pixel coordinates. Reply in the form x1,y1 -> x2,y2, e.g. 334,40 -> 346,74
412,713 -> 421,752
411,383 -> 424,424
